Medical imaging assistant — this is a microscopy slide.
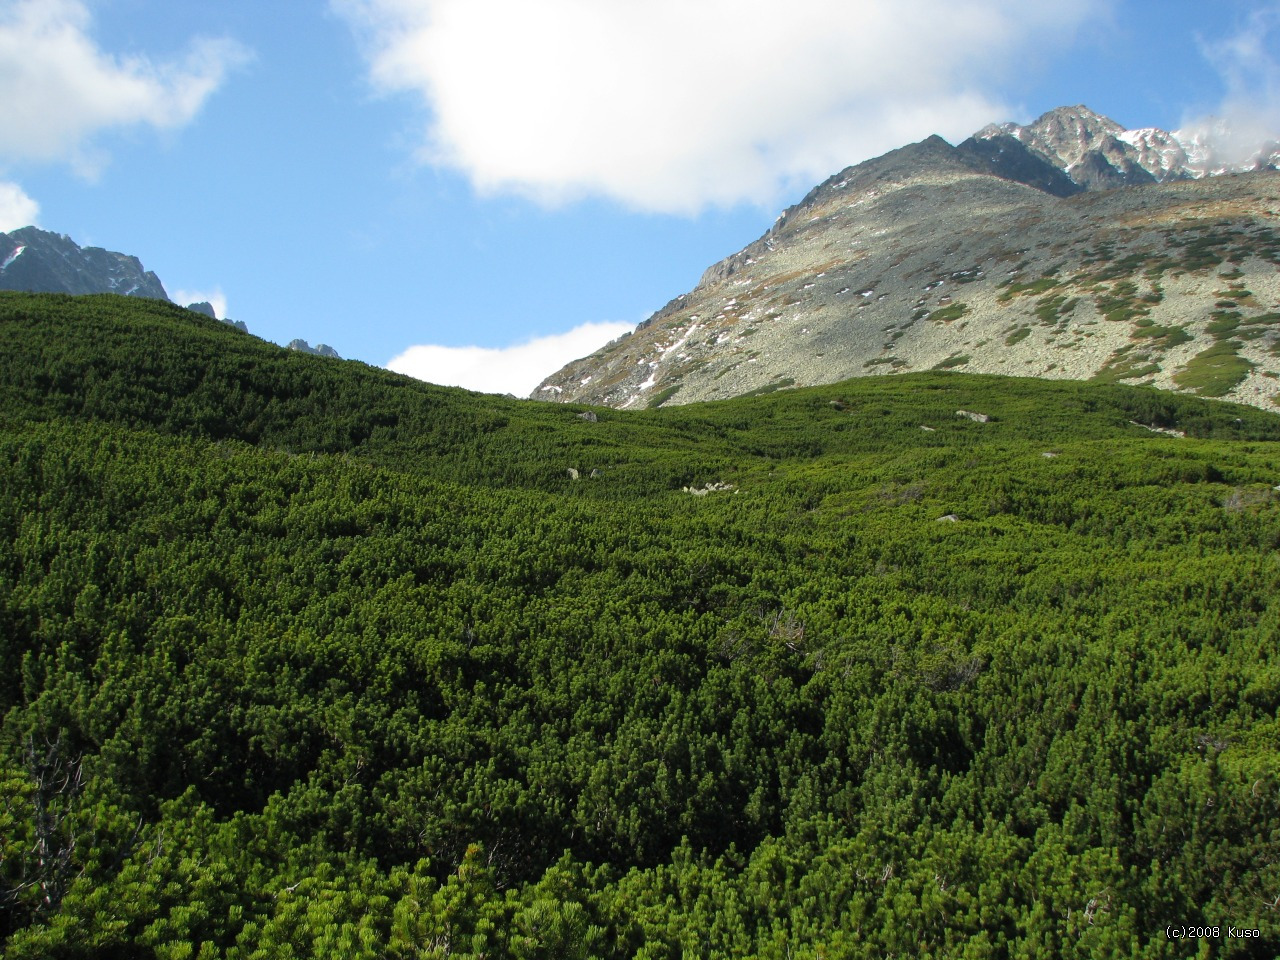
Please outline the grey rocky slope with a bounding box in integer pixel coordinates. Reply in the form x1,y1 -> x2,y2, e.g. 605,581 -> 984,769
534,107 -> 1280,412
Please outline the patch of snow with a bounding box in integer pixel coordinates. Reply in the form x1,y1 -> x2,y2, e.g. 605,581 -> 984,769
1119,126 -> 1191,179
1,244 -> 25,270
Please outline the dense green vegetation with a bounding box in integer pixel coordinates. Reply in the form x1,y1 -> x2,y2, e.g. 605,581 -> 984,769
1174,341 -> 1256,398
2,293 -> 1280,958
1090,345 -> 1163,387
926,303 -> 969,324
1003,326 -> 1032,347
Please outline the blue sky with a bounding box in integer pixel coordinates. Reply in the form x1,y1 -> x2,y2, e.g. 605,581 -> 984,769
1,0 -> 1278,394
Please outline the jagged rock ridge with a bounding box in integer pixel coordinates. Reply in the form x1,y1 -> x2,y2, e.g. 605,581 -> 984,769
288,339 -> 341,359
969,105 -> 1280,189
185,300 -> 217,319
0,224 -> 343,350
0,226 -> 169,300
534,106 -> 1280,412
185,300 -> 249,334
0,226 -> 253,334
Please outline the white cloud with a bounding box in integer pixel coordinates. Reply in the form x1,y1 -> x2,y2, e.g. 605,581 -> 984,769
335,0 -> 1104,213
387,320 -> 634,395
171,287 -> 228,319
1182,4 -> 1280,166
0,180 -> 39,231
0,0 -> 249,173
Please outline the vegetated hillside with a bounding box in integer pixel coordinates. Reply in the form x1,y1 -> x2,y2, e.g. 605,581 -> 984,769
2,293 -> 1280,958
534,151 -> 1280,412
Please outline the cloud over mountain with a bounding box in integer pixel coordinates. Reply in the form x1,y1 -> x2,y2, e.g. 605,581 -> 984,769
171,287 -> 228,321
335,0 -> 1105,214
0,181 -> 38,232
1180,2 -> 1280,168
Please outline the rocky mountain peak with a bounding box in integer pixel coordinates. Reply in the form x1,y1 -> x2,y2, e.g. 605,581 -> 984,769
978,106 -> 1280,187
680,134 -> 997,302
977,105 -> 1155,189
1020,105 -> 1125,164
185,299 -> 250,334
0,225 -> 346,350
1118,127 -> 1191,179
778,135 -> 981,224
287,339 -> 341,359
533,105 -> 1280,413
0,226 -> 169,301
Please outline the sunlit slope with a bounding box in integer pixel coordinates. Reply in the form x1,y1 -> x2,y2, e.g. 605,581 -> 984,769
536,163 -> 1280,412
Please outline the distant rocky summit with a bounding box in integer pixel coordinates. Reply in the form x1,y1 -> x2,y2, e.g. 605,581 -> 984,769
534,106 -> 1280,412
287,339 -> 341,359
185,300 -> 249,334
0,227 -> 253,334
0,226 -> 169,300
0,224 -> 339,352
966,105 -> 1280,191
